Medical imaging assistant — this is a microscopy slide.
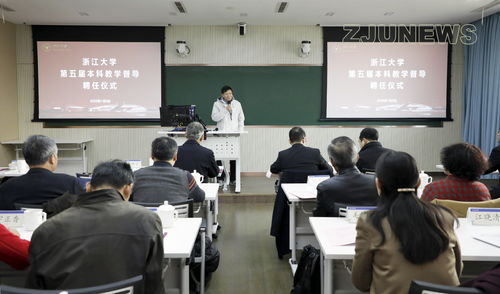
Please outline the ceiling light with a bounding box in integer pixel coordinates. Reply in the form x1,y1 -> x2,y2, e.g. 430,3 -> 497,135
277,2 -> 288,13
174,2 -> 187,13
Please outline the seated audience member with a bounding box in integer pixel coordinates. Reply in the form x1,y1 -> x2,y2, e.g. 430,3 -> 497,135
26,160 -> 164,293
174,121 -> 219,181
421,143 -> 491,202
0,224 -> 29,270
314,136 -> 378,217
0,135 -> 83,210
270,127 -> 332,174
461,263 -> 500,294
484,129 -> 500,199
132,137 -> 205,203
356,127 -> 392,173
352,151 -> 462,294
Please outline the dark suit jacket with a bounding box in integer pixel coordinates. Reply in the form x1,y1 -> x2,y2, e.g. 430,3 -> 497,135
0,168 -> 83,210
485,145 -> 500,199
356,141 -> 391,173
174,139 -> 219,180
485,145 -> 500,174
270,144 -> 332,174
314,167 -> 379,217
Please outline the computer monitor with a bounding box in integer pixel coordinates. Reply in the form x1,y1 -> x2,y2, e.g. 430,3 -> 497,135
160,105 -> 196,127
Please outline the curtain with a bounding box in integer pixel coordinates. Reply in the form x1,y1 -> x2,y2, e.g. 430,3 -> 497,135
463,12 -> 500,169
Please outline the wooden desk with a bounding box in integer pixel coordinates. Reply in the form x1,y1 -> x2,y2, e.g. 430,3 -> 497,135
281,183 -> 318,273
309,217 -> 500,294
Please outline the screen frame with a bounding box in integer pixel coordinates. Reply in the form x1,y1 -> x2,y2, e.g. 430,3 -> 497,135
32,25 -> 165,123
321,26 -> 453,122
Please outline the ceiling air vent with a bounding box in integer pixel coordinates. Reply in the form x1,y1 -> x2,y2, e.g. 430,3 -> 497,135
0,4 -> 15,12
174,2 -> 187,13
276,2 -> 288,13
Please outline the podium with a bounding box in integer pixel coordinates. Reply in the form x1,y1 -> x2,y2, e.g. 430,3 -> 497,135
159,131 -> 247,193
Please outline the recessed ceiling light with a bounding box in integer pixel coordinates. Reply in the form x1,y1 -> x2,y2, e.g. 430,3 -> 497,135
174,1 -> 187,13
325,12 -> 335,16
276,2 -> 288,13
240,13 -> 248,17
383,11 -> 394,16
78,12 -> 89,17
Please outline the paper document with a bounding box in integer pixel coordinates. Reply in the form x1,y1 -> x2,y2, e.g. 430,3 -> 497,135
473,233 -> 500,248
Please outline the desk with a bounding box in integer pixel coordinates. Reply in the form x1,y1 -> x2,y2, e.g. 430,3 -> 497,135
281,183 -> 318,272
1,139 -> 93,174
163,218 -> 202,294
17,218 -> 201,294
200,183 -> 220,240
0,169 -> 25,178
159,131 -> 246,192
309,217 -> 500,294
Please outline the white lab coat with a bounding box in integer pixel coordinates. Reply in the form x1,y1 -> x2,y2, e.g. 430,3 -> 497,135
211,98 -> 245,131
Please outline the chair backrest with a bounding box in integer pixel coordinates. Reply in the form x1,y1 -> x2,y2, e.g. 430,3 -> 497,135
408,280 -> 483,294
431,198 -> 500,218
0,275 -> 143,294
14,203 -> 44,210
132,199 -> 193,218
76,173 -> 92,190
171,198 -> 194,218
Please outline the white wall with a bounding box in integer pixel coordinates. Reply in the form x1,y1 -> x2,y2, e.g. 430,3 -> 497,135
15,25 -> 463,173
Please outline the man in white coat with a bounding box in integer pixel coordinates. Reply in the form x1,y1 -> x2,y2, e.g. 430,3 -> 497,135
211,85 -> 245,190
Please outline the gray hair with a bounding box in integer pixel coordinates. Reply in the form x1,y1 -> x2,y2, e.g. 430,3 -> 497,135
327,136 -> 358,169
22,135 -> 58,166
186,122 -> 205,140
151,137 -> 178,161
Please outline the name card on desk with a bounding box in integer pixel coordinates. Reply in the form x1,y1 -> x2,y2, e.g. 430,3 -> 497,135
467,208 -> 500,226
343,207 -> 376,223
0,211 -> 24,228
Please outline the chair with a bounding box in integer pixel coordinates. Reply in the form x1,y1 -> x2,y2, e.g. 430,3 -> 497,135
132,199 -> 194,218
14,203 -> 44,210
431,198 -> 500,218
408,280 -> 483,294
270,169 -> 332,258
0,275 -> 143,294
76,173 -> 92,190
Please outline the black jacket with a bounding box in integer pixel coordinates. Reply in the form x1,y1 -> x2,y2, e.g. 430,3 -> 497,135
270,144 -> 332,174
314,167 -> 379,217
0,168 -> 83,210
356,142 -> 392,173
485,145 -> 500,174
27,189 -> 164,294
174,139 -> 219,180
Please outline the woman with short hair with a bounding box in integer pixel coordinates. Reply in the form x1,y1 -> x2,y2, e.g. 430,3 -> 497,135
352,151 -> 462,294
421,142 -> 491,202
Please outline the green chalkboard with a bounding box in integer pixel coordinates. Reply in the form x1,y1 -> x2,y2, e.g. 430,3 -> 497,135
165,66 -> 325,125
